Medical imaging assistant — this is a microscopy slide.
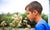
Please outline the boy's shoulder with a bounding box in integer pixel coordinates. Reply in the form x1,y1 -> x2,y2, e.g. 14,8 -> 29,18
35,20 -> 48,27
35,20 -> 50,30
35,20 -> 45,27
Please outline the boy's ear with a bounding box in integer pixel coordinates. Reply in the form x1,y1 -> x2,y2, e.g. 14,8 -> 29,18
33,10 -> 38,15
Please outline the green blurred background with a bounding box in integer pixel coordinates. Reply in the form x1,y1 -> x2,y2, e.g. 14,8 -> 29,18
0,12 -> 48,28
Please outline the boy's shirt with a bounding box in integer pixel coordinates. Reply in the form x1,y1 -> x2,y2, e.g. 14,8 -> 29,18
35,20 -> 50,30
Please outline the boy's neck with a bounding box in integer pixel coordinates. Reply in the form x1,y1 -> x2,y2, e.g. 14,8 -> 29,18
35,15 -> 42,23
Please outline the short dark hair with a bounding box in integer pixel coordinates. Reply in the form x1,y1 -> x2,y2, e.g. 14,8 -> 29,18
25,1 -> 43,14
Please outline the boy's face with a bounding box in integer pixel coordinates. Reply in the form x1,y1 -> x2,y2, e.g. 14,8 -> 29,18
26,8 -> 38,22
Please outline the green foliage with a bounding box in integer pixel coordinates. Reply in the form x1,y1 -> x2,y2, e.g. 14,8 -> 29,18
0,12 -> 48,28
41,13 -> 48,23
21,12 -> 27,19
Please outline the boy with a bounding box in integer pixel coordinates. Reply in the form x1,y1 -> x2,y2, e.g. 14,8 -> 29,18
25,1 -> 50,30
